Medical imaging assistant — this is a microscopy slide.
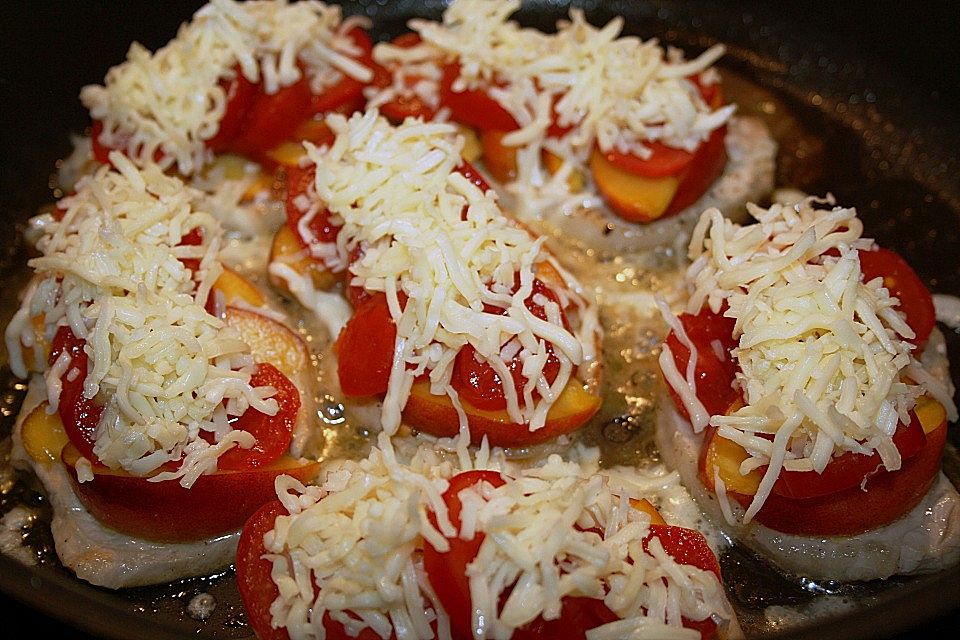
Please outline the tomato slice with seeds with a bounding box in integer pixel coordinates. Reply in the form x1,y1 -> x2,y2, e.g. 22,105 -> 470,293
372,33 -> 436,123
771,409 -> 927,500
51,326 -> 301,472
237,501 -> 388,640
451,278 -> 568,411
425,471 -> 723,640
309,27 -> 375,116
605,143 -> 696,179
215,362 -> 301,470
229,73 -> 314,159
605,74 -> 726,180
423,469 -> 507,640
643,524 -> 721,640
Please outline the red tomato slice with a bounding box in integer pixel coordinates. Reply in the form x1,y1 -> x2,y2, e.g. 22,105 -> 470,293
605,143 -> 696,179
425,472 -> 721,640
423,470 -> 507,640
49,326 -> 103,462
206,66 -> 258,152
237,500 -> 396,640
772,409 -> 927,500
374,33 -> 436,123
309,27 -> 375,116
663,307 -> 741,420
237,501 -> 291,640
439,62 -> 519,132
335,293 -> 398,397
858,246 -> 935,349
284,165 -> 341,248
740,420 -> 948,536
179,226 -> 204,274
643,524 -> 721,640
512,597 -> 619,640
230,74 -> 314,158
604,73 -> 726,181
451,278 -> 568,411
215,362 -> 301,470
664,124 -> 728,216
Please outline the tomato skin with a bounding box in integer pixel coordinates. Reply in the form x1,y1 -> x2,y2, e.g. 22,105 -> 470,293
425,473 -> 721,640
664,124 -> 727,216
309,27 -> 375,116
335,293 -> 398,397
207,67 -> 258,152
216,362 -> 301,470
605,75 -> 726,181
605,143 -> 696,179
373,33 -> 436,124
49,326 -> 103,462
737,420 -> 948,536
771,410 -> 926,500
424,470 -> 507,640
90,120 -> 113,165
230,74 -> 314,159
440,62 -> 519,132
456,159 -> 493,194
511,597 -> 619,640
63,444 -> 318,543
663,307 -> 741,420
237,501 -> 291,640
858,246 -> 935,349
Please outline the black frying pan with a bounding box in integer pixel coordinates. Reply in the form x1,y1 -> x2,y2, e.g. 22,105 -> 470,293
1,2 -> 958,639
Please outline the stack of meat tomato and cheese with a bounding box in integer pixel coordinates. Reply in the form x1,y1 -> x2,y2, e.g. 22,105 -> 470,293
5,152 -> 318,587
657,196 -> 960,581
1,1 -> 748,639
364,0 -> 775,256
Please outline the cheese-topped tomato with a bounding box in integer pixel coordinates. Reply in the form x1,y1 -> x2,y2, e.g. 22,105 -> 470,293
268,111 -> 602,447
373,0 -> 734,224
82,0 -> 376,174
6,154 -> 317,542
658,196 -> 957,535
236,442 -> 734,640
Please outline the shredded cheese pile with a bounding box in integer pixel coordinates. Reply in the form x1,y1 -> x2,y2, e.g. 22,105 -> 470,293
81,0 -> 372,175
265,439 -> 730,640
660,196 -> 959,522
372,0 -> 733,214
301,110 -> 599,436
4,153 -> 276,486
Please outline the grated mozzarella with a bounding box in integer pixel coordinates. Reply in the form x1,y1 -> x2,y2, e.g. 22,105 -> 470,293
371,0 -> 733,218
81,0 -> 373,175
668,196 -> 951,522
295,111 -> 599,437
264,440 -> 732,640
7,152 -> 277,486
